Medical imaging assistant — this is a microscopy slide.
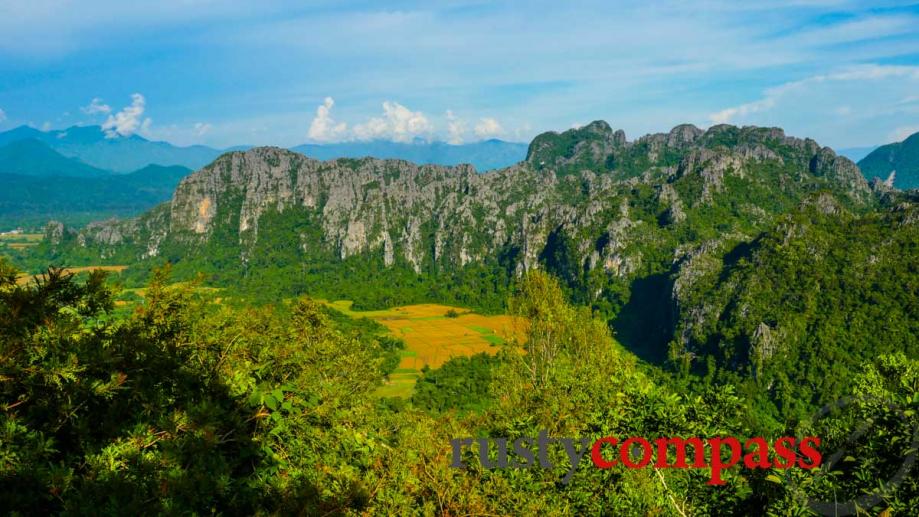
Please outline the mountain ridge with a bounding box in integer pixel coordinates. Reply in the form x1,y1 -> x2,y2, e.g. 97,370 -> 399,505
0,138 -> 110,178
0,124 -> 529,174
45,121 -> 873,288
858,130 -> 919,189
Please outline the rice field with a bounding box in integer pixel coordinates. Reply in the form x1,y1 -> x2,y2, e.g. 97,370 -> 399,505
322,300 -> 526,398
0,233 -> 43,252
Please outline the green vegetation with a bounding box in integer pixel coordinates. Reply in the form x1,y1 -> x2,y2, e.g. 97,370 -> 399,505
858,130 -> 919,189
412,353 -> 501,413
669,200 -> 919,429
1,261 -> 917,514
0,164 -> 191,230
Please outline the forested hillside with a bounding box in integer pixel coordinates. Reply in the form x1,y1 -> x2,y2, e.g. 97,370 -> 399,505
858,130 -> 919,189
2,263 -> 916,514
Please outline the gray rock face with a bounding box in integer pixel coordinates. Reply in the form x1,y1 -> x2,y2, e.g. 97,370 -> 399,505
44,220 -> 65,246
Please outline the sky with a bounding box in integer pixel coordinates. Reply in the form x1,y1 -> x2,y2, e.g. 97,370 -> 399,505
0,0 -> 917,150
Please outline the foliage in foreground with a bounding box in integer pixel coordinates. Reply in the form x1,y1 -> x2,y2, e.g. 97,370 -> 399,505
1,261 -> 916,515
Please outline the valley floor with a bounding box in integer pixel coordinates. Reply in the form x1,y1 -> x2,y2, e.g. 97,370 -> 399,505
321,300 -> 525,397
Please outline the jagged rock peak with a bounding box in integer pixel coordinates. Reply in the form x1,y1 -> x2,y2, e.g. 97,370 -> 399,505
526,120 -> 627,168
668,124 -> 704,146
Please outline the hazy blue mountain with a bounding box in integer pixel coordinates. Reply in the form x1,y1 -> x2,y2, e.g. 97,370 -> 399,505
837,146 -> 877,162
292,138 -> 528,171
0,164 -> 191,229
0,125 -> 224,173
0,139 -> 110,178
858,131 -> 919,189
0,125 -> 528,173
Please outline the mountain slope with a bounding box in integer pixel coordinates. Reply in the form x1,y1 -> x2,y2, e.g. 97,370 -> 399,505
0,164 -> 190,229
858,130 -> 919,189
668,194 -> 918,424
0,139 -> 110,178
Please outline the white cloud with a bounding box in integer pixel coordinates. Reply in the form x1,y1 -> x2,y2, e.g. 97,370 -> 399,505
353,101 -> 432,143
445,110 -> 466,145
101,93 -> 150,138
0,108 -> 6,124
513,124 -> 533,142
709,64 -> 919,125
307,97 -> 347,142
709,97 -> 776,124
889,125 -> 919,143
474,117 -> 504,139
701,65 -> 919,147
81,97 -> 111,116
193,122 -> 213,136
41,121 -> 52,131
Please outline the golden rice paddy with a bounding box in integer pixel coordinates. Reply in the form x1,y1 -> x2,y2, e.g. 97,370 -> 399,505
322,300 -> 526,398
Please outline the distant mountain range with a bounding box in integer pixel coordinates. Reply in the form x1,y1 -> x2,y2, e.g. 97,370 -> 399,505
0,138 -> 111,178
0,125 -> 225,173
292,138 -> 528,172
857,130 -> 919,189
0,125 -> 529,229
0,125 -> 528,174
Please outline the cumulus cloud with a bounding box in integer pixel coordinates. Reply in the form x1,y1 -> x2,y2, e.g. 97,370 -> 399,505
81,97 -> 111,116
307,97 -> 347,142
474,117 -> 504,139
353,101 -> 432,142
194,122 -> 213,136
102,93 -> 150,138
445,110 -> 466,145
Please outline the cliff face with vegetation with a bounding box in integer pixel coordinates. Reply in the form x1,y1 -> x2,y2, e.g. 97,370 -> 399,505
53,121 -> 872,281
36,121 -> 917,421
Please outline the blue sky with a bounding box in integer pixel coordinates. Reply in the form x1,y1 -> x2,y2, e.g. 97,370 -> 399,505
0,0 -> 917,149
